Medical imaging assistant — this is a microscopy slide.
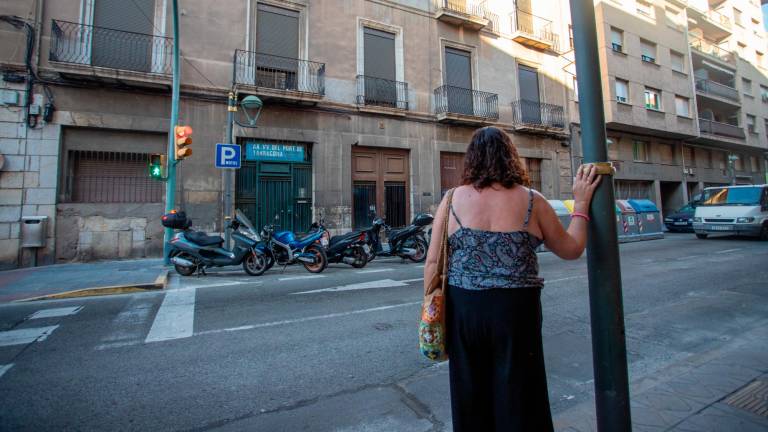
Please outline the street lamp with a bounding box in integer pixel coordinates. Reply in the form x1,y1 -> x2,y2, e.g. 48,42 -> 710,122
727,154 -> 739,185
224,92 -> 263,247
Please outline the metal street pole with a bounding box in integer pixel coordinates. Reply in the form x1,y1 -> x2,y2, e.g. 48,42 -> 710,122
163,0 -> 181,264
569,0 -> 632,430
224,92 -> 236,248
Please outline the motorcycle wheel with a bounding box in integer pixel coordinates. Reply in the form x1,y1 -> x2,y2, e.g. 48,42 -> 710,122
366,247 -> 377,263
350,245 -> 368,269
407,237 -> 428,263
173,253 -> 197,276
243,251 -> 268,276
302,245 -> 328,273
265,255 -> 275,271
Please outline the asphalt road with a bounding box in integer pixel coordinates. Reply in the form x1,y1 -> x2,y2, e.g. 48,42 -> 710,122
0,233 -> 766,431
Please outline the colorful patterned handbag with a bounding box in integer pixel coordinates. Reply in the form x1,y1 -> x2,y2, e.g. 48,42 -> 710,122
419,188 -> 454,361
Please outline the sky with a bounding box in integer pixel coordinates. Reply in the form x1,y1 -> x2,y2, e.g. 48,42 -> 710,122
764,4 -> 768,31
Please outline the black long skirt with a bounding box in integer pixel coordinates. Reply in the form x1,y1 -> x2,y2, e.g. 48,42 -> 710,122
446,284 -> 553,432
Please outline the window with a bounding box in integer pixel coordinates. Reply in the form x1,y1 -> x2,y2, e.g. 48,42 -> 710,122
742,78 -> 752,96
675,95 -> 690,117
636,0 -> 653,17
63,151 -> 163,203
573,76 -> 579,100
610,27 -> 624,53
568,25 -> 574,49
765,119 -> 768,137
683,146 -> 696,167
615,78 -> 629,103
362,26 -> 398,108
633,140 -> 649,162
640,39 -> 656,63
750,156 -> 759,172
658,143 -> 674,164
670,50 -> 685,73
255,3 -> 301,90
644,87 -> 661,110
665,6 -> 682,27
747,114 -> 757,133
734,155 -> 744,171
733,8 -> 743,27
761,85 -> 768,103
737,42 -> 747,56
757,51 -> 765,68
702,149 -> 713,168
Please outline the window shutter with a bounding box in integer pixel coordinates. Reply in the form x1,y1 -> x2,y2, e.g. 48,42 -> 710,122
444,48 -> 472,89
257,4 -> 299,59
363,27 -> 396,81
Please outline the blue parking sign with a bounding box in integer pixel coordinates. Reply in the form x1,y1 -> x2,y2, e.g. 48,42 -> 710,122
215,143 -> 241,169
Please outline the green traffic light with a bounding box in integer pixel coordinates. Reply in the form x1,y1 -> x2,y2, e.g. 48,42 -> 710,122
150,164 -> 163,179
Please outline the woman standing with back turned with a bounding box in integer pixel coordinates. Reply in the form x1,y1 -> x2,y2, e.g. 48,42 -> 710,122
424,126 -> 601,431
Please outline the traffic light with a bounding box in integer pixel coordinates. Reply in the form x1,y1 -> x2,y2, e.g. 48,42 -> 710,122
149,154 -> 166,180
174,125 -> 193,160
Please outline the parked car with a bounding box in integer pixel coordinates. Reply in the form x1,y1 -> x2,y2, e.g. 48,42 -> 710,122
663,203 -> 696,232
693,185 -> 768,240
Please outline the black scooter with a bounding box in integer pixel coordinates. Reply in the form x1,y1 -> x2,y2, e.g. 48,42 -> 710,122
312,217 -> 369,268
366,212 -> 433,263
163,209 -> 269,276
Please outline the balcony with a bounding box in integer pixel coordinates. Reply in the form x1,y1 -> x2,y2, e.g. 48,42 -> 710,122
696,79 -> 739,103
511,100 -> 565,132
436,0 -> 489,31
699,118 -> 745,139
356,76 -> 409,113
687,6 -> 732,40
689,36 -> 736,66
49,20 -> 172,83
511,9 -> 560,52
234,50 -> 325,102
434,85 -> 498,124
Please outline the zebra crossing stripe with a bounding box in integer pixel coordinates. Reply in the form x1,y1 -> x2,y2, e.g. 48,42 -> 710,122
145,288 -> 196,343
0,364 -> 13,380
0,326 -> 59,347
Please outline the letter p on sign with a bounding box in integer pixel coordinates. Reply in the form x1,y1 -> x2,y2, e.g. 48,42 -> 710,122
215,143 -> 241,169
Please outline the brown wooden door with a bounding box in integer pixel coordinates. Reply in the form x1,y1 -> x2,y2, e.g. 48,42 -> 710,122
440,152 -> 465,196
352,147 -> 409,228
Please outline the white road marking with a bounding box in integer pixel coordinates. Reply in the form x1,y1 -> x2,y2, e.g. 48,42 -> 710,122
28,306 -> 83,320
415,264 -> 425,268
545,275 -> 587,284
278,275 -> 326,281
715,248 -> 741,254
355,268 -> 393,274
0,364 -> 13,380
677,255 -> 701,261
145,289 -> 196,343
400,278 -> 424,283
293,279 -> 407,295
178,281 -> 248,290
0,326 -> 59,347
95,297 -> 156,351
195,301 -> 422,336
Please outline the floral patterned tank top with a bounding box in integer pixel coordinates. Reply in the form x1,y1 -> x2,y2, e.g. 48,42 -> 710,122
447,188 -> 544,290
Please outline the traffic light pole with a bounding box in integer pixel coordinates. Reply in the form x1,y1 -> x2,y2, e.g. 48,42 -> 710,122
163,0 -> 181,265
569,0 -> 632,430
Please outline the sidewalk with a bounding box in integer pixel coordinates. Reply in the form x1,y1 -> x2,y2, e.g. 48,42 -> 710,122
0,258 -> 167,303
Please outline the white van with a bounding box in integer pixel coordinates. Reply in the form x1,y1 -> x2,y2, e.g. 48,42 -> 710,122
692,185 -> 768,240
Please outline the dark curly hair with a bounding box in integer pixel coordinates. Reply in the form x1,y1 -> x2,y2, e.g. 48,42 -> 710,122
462,126 -> 530,189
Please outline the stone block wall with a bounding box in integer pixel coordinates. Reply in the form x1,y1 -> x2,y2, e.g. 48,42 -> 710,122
0,79 -> 60,269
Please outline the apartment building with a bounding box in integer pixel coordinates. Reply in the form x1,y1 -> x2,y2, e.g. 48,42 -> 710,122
568,0 -> 768,217
0,0 -> 574,267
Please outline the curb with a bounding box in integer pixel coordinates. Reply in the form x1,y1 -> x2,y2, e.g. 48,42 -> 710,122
15,270 -> 170,302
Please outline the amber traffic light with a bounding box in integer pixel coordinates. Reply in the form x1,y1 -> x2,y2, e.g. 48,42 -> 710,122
174,125 -> 193,160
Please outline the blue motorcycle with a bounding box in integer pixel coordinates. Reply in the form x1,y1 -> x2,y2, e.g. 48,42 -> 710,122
260,216 -> 328,273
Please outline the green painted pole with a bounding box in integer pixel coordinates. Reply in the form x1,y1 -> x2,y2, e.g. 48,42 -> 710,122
569,0 -> 632,430
163,0 -> 181,265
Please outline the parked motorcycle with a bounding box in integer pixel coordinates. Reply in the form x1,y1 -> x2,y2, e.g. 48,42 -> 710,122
366,212 -> 433,263
163,209 -> 269,276
312,217 -> 369,268
260,215 -> 329,273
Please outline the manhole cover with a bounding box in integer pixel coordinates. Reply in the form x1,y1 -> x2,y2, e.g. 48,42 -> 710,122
724,380 -> 768,418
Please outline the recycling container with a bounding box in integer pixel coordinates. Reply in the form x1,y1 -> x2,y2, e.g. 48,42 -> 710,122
616,200 -> 640,237
627,199 -> 664,239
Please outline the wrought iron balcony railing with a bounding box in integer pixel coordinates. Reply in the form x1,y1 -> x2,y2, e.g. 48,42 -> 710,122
689,5 -> 732,30
689,36 -> 736,65
699,118 -> 745,139
441,0 -> 487,19
511,100 -> 565,129
511,9 -> 560,51
50,20 -> 173,75
234,50 -> 325,96
696,78 -> 739,102
434,85 -> 498,119
356,76 -> 409,110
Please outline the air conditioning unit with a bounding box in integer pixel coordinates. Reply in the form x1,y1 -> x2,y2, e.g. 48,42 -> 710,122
686,168 -> 696,176
641,55 -> 656,63
617,96 -> 628,103
612,43 -> 623,53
